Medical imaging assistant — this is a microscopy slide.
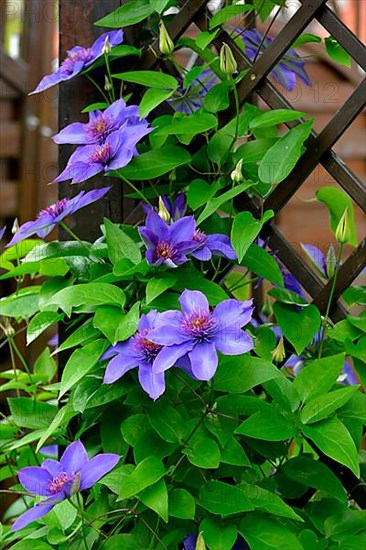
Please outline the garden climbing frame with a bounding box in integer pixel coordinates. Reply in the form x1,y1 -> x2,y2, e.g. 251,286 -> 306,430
59,0 -> 366,506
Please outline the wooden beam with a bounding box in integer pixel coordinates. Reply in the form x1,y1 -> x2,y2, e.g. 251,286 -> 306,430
0,47 -> 28,93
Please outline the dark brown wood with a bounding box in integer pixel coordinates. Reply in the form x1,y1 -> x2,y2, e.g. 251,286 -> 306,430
0,47 -> 29,92
58,0 -> 125,241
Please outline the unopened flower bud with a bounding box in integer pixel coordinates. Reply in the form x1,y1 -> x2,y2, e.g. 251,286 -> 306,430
231,159 -> 244,184
104,75 -> 112,91
326,244 -> 336,278
261,296 -> 273,318
159,21 -> 174,55
272,336 -> 285,363
220,43 -> 237,77
158,197 -> 171,222
335,208 -> 351,244
2,320 -> 15,338
102,35 -> 112,55
12,218 -> 19,235
195,532 -> 207,550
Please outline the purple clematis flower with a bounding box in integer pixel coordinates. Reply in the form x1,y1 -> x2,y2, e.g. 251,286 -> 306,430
52,124 -> 152,184
241,29 -> 311,91
30,30 -> 123,95
168,69 -> 218,113
139,210 -> 198,267
7,187 -> 111,247
191,228 -> 237,261
150,290 -> 254,380
12,440 -> 119,531
0,227 -> 5,241
102,310 -> 166,400
53,99 -> 144,145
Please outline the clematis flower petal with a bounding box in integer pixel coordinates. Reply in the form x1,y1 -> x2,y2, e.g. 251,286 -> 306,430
79,454 -> 120,490
215,329 -> 253,355
138,364 -> 166,401
41,459 -> 62,478
179,289 -> 209,315
213,299 -> 253,327
11,501 -> 56,531
153,341 -> 194,373
188,342 -> 218,380
18,467 -> 53,497
103,351 -> 137,384
149,311 -> 185,345
60,440 -> 88,473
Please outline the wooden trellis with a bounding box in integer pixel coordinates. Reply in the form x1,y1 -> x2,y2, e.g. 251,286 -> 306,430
59,0 -> 366,506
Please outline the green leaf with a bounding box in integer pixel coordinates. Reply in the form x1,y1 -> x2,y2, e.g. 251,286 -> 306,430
113,70 -> 178,89
25,241 -> 97,262
302,418 -> 360,477
240,514 -> 303,550
146,276 -> 177,305
169,488 -> 196,520
199,480 -> 254,516
183,436 -> 221,469
209,4 -> 255,29
324,509 -> 366,537
121,413 -> 148,446
0,287 -> 40,319
236,406 -> 296,441
327,319 -> 363,342
150,0 -> 170,14
114,302 -> 140,342
231,210 -> 274,262
283,455 -> 347,504
203,82 -> 232,113
241,243 -> 284,287
48,283 -> 126,316
269,288 -> 309,307
8,397 -> 57,429
187,179 -> 213,210
197,182 -> 254,224
316,186 -> 358,246
35,403 -> 77,452
81,102 -> 108,113
54,319 -> 100,353
242,484 -> 303,521
300,386 -> 359,424
139,88 -> 174,118
116,146 -> 191,180
258,119 -> 314,184
215,355 -> 281,393
148,400 -> 184,442
273,303 -> 321,355
292,33 -> 322,47
156,112 -> 218,137
104,218 -> 141,265
325,36 -> 352,67
293,353 -> 346,402
93,305 -> 125,343
34,348 -> 57,382
200,517 -> 237,550
59,339 -> 107,398
27,311 -> 64,345
95,0 -> 154,27
221,437 -> 251,466
138,479 -> 168,522
343,286 -> 366,307
118,456 -> 166,500
249,110 -> 307,129
196,29 -> 219,50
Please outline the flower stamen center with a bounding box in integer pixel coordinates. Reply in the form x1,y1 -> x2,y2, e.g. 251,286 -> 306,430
156,241 -> 175,259
39,198 -> 68,218
181,311 -> 218,341
48,472 -> 75,495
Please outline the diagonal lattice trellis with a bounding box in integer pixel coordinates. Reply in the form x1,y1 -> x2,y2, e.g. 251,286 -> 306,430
59,0 -> 366,506
125,0 -> 366,323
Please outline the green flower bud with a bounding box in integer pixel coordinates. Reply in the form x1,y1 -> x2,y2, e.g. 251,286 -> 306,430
231,159 -> 244,184
335,207 -> 351,244
104,75 -> 113,91
158,197 -> 171,222
272,336 -> 285,363
159,22 -> 174,55
220,43 -> 237,77
261,296 -> 273,318
102,35 -> 112,55
195,532 -> 207,550
11,217 -> 19,235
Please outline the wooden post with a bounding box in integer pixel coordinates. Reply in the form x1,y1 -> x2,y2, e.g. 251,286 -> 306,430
58,0 -> 127,241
